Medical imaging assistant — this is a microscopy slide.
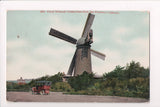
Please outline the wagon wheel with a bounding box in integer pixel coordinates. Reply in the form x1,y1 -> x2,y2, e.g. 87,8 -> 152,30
31,88 -> 35,95
32,91 -> 36,95
40,90 -> 45,95
40,91 -> 43,95
32,90 -> 36,95
48,91 -> 50,95
32,91 -> 34,95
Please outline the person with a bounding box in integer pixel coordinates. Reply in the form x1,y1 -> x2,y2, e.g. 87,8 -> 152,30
36,84 -> 39,90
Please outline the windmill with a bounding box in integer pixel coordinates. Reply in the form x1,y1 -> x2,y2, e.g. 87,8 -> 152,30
49,13 -> 106,76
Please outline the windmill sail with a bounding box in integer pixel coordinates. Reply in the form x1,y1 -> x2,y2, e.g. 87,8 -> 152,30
67,50 -> 77,75
91,49 -> 106,60
49,13 -> 106,76
49,28 -> 77,44
81,13 -> 95,39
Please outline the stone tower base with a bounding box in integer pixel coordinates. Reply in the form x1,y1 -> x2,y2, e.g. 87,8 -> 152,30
74,45 -> 92,76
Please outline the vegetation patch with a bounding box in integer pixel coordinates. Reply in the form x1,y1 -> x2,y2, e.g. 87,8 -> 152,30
7,61 -> 149,99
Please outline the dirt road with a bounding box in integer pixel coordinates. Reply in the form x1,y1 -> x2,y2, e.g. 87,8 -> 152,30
7,92 -> 149,102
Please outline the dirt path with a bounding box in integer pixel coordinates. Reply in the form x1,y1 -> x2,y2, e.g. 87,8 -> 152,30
7,92 -> 149,102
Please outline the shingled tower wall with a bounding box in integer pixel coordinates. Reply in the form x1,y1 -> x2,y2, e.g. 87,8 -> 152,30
74,45 -> 92,76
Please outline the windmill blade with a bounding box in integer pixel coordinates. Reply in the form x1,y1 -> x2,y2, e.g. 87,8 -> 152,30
91,49 -> 106,60
67,50 -> 77,75
81,13 -> 95,38
49,28 -> 77,44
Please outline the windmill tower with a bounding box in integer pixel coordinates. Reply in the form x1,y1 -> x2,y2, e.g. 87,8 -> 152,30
49,13 -> 106,76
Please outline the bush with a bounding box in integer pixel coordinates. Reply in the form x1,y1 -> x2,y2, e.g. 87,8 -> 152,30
68,71 -> 95,91
7,82 -> 30,92
7,61 -> 149,99
52,82 -> 74,92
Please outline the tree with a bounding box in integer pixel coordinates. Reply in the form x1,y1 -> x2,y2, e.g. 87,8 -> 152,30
28,72 -> 64,88
53,82 -> 73,92
103,65 -> 125,80
68,71 -> 95,91
125,61 -> 149,79
47,72 -> 64,85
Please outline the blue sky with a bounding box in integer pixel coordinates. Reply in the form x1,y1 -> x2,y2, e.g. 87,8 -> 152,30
7,11 -> 149,80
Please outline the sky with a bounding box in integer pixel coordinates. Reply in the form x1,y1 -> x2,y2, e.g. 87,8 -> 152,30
7,11 -> 149,80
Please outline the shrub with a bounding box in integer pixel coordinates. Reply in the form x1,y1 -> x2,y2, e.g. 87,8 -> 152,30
52,82 -> 74,92
68,71 -> 95,91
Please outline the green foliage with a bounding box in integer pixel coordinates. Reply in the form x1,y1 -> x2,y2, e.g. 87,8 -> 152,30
7,82 -> 30,92
7,72 -> 64,92
66,61 -> 149,99
125,61 -> 149,79
47,72 -> 64,85
98,61 -> 149,99
103,61 -> 149,80
103,65 -> 125,80
7,61 -> 150,99
52,82 -> 74,92
68,71 -> 95,91
28,72 -> 64,88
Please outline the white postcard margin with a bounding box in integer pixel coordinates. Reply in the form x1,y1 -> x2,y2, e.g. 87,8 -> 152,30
0,1 -> 160,107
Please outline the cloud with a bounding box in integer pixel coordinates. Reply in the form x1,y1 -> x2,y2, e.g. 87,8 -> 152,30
130,37 -> 149,53
33,44 -> 75,71
7,48 -> 64,80
110,26 -> 149,68
92,36 -> 149,75
111,26 -> 133,44
7,12 -> 150,80
92,48 -> 124,75
128,37 -> 149,67
7,39 -> 28,49
48,15 -> 83,39
7,39 -> 76,80
33,45 -> 74,57
113,27 -> 132,36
